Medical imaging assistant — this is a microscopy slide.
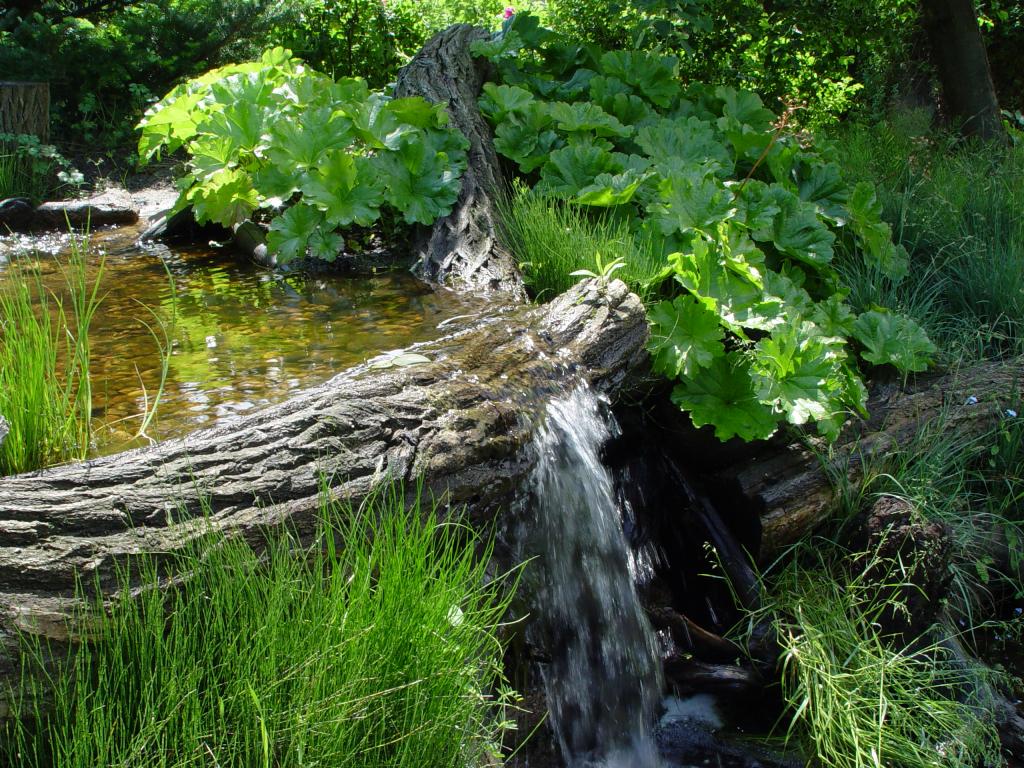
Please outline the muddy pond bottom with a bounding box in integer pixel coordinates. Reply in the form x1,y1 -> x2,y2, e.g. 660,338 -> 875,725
0,226 -> 485,457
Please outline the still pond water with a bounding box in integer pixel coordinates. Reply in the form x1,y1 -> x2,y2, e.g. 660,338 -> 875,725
0,225 -> 484,457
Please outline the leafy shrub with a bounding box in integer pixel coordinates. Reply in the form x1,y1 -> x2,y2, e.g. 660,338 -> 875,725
138,48 -> 469,264
0,133 -> 83,203
0,0 -> 288,149
265,0 -> 511,88
542,0 -> 920,128
835,114 -> 1024,362
475,14 -> 933,442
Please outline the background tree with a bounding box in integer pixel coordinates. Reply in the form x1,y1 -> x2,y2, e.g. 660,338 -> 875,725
920,0 -> 1006,141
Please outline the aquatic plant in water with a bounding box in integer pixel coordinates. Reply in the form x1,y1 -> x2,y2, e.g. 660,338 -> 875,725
0,236 -> 102,475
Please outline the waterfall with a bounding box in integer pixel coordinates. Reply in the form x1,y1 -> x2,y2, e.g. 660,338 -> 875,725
524,386 -> 663,767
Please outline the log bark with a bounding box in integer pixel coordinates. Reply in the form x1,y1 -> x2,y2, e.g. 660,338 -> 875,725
395,25 -> 526,301
0,82 -> 49,143
718,357 -> 1024,559
0,278 -> 646,698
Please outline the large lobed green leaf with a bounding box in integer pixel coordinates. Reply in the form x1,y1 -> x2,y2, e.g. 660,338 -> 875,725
138,47 -> 470,265
648,295 -> 725,379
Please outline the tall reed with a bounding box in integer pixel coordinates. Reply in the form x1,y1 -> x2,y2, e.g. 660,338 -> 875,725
0,237 -> 104,475
1,484 -> 518,768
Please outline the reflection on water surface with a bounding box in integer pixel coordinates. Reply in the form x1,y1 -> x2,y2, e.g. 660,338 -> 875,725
0,226 -> 484,457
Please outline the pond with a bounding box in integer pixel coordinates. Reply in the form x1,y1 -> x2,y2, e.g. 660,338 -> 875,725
0,225 -> 486,458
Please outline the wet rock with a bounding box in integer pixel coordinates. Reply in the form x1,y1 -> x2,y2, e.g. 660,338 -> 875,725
855,495 -> 951,639
0,197 -> 34,232
657,694 -> 804,768
232,219 -> 273,267
32,200 -> 138,230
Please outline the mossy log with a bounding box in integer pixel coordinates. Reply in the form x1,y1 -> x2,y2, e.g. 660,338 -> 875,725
0,278 -> 646,702
717,358 -> 1024,559
395,25 -> 525,300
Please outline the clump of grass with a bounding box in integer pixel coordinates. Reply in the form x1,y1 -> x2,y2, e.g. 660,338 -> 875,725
759,544 -> 1003,768
755,401 -> 1024,768
828,409 -> 1024,622
1,484 -> 518,768
497,182 -> 664,301
0,236 -> 103,475
834,112 -> 1024,363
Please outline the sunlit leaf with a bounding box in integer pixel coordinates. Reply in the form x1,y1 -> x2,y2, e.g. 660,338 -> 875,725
186,168 -> 258,227
600,50 -> 680,108
670,352 -> 778,441
574,169 -> 650,206
651,169 -> 736,235
648,295 -> 725,378
302,152 -> 383,228
852,309 -> 935,372
549,101 -> 632,137
536,144 -> 621,198
266,203 -> 324,263
768,192 -> 836,267
751,320 -> 848,426
266,106 -> 352,170
636,117 -> 734,175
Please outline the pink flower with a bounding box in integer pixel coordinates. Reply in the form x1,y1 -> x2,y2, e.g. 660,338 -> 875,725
503,6 -> 515,18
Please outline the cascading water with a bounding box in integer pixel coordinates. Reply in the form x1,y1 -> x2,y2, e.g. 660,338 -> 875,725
524,385 -> 664,767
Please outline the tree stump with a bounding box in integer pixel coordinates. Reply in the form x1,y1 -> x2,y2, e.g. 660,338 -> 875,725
395,25 -> 526,300
0,82 -> 49,142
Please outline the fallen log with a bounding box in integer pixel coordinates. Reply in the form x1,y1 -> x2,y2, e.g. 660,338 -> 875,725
395,25 -> 525,300
717,358 -> 1024,559
0,278 -> 646,697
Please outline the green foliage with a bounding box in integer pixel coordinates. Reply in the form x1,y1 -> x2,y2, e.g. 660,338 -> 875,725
648,294 -> 724,378
138,48 -> 468,264
541,0 -> 920,128
852,309 -> 935,372
496,182 -> 664,301
755,543 -> 1004,768
744,399 -> 1024,768
478,13 -> 929,442
835,113 -> 1024,363
0,133 -> 83,203
0,0 -> 291,149
0,240 -> 101,476
266,0 -> 517,90
1,484 -> 517,766
670,352 -> 777,441
832,408 -> 1024,620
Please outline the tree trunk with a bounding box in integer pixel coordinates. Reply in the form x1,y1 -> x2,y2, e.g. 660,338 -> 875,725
717,357 -> 1024,559
0,82 -> 49,143
920,0 -> 1006,142
0,278 -> 646,700
395,25 -> 526,300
